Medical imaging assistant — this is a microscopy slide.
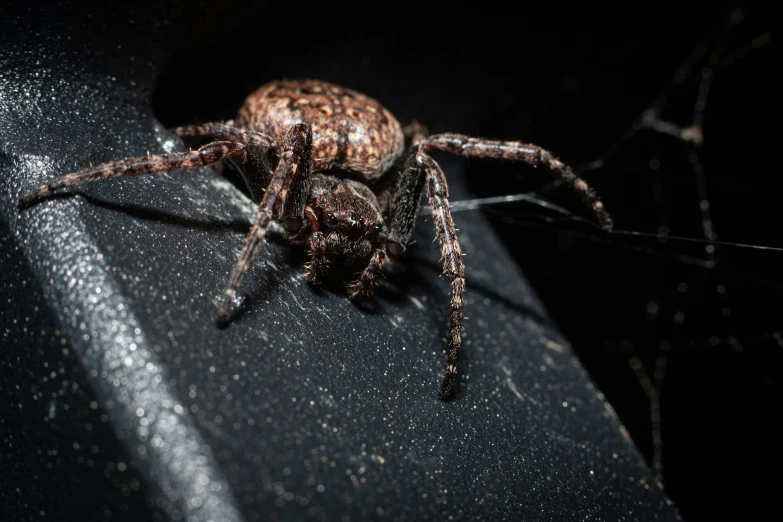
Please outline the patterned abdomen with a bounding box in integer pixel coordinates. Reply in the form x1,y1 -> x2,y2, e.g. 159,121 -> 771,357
236,79 -> 404,181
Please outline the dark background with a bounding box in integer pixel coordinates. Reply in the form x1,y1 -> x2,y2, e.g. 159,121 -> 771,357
151,3 -> 779,520
4,1 -> 778,520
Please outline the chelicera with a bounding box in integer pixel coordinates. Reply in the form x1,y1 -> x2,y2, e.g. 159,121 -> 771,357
19,78 -> 613,400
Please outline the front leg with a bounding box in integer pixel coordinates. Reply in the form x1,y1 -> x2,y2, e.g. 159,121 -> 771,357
304,231 -> 329,283
387,155 -> 427,253
216,123 -> 313,325
347,237 -> 388,298
389,151 -> 465,400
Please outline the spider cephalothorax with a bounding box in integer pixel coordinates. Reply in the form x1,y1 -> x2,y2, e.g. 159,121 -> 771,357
295,174 -> 388,283
19,78 -> 612,400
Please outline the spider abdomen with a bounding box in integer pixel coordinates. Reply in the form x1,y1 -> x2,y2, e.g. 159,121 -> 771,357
236,79 -> 404,181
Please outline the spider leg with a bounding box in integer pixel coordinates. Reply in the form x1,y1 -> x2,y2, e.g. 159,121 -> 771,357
172,122 -> 276,149
19,141 -> 247,208
173,122 -> 277,203
389,150 -> 465,400
387,155 -> 427,252
403,120 -> 429,145
423,133 -> 614,231
216,123 -> 313,325
304,231 -> 329,283
347,238 -> 387,297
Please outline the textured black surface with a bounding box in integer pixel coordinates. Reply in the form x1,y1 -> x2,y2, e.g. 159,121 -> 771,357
1,3 -> 679,521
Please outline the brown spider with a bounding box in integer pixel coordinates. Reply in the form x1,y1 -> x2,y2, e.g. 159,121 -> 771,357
19,78 -> 613,400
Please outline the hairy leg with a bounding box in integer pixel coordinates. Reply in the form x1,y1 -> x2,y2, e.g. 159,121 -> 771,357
387,154 -> 427,253
423,133 -> 613,230
216,123 -> 313,324
388,150 -> 466,400
304,231 -> 329,283
347,239 -> 387,297
172,122 -> 276,149
19,141 -> 247,208
403,120 -> 429,145
174,122 -> 277,203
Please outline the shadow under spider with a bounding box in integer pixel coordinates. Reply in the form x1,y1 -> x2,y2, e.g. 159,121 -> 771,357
39,192 -> 549,335
28,192 -> 292,325
41,191 -> 254,235
279,245 -> 418,317
404,254 -> 551,328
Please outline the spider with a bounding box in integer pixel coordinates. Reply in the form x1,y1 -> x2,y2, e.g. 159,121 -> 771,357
19,78 -> 613,400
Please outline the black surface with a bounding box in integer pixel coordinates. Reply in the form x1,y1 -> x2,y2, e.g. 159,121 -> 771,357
10,1 -> 774,521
